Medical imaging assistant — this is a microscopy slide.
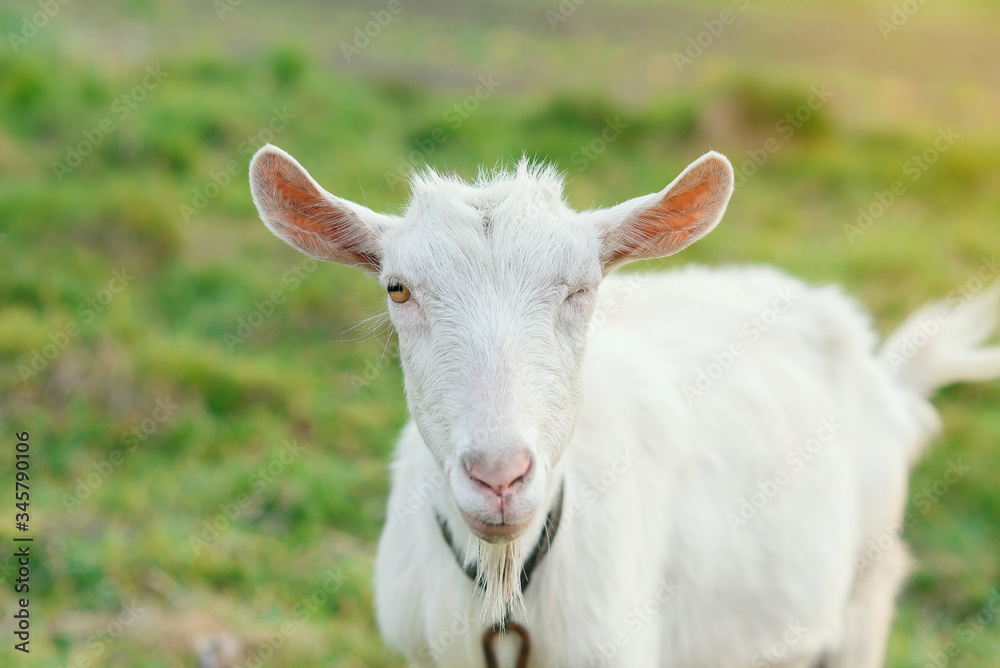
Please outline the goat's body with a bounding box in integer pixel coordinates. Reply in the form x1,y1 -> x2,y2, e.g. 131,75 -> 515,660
250,145 -> 997,667
376,265 -> 949,667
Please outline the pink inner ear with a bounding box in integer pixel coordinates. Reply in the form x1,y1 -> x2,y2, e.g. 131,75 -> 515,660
255,152 -> 380,270
637,179 -> 715,244
604,159 -> 729,267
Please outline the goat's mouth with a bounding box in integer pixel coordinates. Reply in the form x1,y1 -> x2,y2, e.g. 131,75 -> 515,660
458,508 -> 534,542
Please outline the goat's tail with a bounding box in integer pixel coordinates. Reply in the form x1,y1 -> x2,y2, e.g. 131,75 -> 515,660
880,282 -> 1000,397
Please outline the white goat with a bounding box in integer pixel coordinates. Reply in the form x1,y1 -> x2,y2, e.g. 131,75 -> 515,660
249,144 -> 1000,668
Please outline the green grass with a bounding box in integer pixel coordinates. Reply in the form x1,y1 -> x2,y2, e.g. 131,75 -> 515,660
0,0 -> 999,665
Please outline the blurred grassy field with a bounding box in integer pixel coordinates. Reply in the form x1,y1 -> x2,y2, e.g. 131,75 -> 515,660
1,0 -> 999,665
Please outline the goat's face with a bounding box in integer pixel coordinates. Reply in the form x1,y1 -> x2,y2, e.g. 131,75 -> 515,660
379,177 -> 601,540
250,146 -> 733,544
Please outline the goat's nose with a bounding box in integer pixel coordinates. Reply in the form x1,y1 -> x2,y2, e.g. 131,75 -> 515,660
462,451 -> 532,496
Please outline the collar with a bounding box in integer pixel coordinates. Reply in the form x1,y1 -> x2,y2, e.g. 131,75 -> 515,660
434,480 -> 566,598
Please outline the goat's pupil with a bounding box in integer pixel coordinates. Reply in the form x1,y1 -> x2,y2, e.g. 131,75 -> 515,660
387,283 -> 411,303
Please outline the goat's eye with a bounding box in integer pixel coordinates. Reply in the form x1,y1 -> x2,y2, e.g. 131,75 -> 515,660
388,283 -> 411,303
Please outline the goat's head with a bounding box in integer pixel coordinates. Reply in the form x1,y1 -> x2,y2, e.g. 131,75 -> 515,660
250,144 -> 733,545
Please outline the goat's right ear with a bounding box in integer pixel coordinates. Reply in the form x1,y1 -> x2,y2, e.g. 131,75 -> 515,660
249,144 -> 392,274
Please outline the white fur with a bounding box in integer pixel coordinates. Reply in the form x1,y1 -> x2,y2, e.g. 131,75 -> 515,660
249,145 -> 1000,668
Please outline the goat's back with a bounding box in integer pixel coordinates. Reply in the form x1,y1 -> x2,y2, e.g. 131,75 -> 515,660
550,265 -> 937,665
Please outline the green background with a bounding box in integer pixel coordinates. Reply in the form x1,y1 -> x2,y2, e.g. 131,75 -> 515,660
1,0 -> 999,665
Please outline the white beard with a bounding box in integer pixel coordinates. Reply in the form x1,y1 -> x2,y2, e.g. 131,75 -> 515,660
471,537 -> 525,624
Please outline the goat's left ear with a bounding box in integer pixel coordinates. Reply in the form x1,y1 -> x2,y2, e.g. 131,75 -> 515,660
587,151 -> 734,273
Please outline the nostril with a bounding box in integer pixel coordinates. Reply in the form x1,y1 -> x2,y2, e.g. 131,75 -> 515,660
465,451 -> 533,496
467,471 -> 493,492
511,459 -> 532,486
